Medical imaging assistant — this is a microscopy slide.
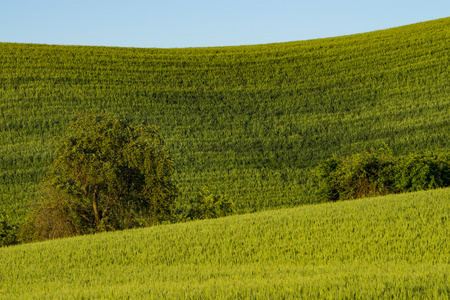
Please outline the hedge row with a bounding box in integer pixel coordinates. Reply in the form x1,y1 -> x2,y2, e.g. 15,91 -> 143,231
314,148 -> 450,201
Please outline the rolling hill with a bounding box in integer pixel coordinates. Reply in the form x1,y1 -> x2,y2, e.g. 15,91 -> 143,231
1,188 -> 450,298
1,17 -> 449,224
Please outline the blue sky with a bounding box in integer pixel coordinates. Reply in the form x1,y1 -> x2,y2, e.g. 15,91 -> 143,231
1,0 -> 449,48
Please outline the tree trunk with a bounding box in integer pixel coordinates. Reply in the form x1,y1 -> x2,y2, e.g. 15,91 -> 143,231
93,191 -> 100,225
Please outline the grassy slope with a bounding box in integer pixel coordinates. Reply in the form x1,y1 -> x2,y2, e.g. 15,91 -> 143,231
1,188 -> 450,298
1,18 -> 450,223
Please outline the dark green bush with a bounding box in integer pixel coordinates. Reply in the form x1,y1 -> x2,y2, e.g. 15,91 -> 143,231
314,147 -> 450,202
0,214 -> 18,247
392,150 -> 450,193
174,186 -> 236,222
19,185 -> 89,242
313,157 -> 341,202
314,147 -> 395,201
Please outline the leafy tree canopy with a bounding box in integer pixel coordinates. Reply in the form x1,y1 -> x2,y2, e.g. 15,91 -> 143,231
22,112 -> 179,240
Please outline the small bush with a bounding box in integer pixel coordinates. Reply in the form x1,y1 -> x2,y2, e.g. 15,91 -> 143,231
314,147 -> 395,201
314,147 -> 450,202
392,150 -> 450,193
0,214 -> 18,247
174,187 -> 236,222
19,185 -> 89,242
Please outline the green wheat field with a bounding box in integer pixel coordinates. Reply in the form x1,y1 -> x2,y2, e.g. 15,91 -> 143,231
1,17 -> 450,298
1,189 -> 450,298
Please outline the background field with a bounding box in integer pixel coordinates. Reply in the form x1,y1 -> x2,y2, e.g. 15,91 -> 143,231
1,188 -> 450,298
1,17 -> 450,298
1,17 -> 450,223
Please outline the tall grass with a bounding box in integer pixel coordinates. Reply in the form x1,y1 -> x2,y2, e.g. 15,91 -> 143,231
1,188 -> 450,298
1,17 -> 449,222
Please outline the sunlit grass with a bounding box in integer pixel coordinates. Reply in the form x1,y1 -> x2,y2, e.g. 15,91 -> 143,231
1,188 -> 450,298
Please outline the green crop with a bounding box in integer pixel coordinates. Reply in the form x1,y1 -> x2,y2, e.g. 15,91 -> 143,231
1,188 -> 450,298
1,17 -> 450,223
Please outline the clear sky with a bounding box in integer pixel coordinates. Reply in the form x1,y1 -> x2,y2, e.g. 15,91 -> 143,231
1,0 -> 449,48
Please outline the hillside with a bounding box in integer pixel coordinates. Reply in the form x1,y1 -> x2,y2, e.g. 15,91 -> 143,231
1,18 -> 450,222
1,188 -> 450,298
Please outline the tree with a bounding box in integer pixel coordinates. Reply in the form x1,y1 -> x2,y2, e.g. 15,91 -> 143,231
23,112 -> 179,240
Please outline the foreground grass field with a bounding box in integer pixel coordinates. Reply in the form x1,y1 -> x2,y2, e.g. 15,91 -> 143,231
1,188 -> 450,298
1,17 -> 450,223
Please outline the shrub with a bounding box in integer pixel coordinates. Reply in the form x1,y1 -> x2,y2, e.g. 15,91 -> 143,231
174,186 -> 236,222
314,147 -> 450,202
0,214 -> 18,247
392,150 -> 450,193
19,185 -> 88,242
314,147 -> 395,201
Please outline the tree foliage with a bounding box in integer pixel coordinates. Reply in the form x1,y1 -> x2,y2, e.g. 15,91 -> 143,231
22,112 -> 179,241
